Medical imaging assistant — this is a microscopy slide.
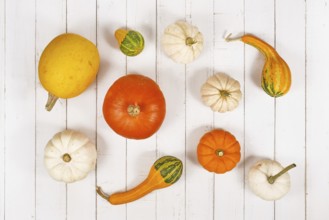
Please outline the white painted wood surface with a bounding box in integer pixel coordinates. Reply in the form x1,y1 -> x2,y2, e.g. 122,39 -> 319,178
0,0 -> 327,219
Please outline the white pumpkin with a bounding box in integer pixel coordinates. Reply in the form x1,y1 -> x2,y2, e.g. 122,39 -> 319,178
248,159 -> 296,201
161,21 -> 204,64
44,130 -> 97,183
201,73 -> 242,113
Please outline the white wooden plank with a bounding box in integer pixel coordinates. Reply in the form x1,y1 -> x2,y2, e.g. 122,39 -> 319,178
244,0 -> 275,219
306,0 -> 329,219
0,0 -> 5,218
4,0 -> 36,219
213,1 -> 245,220
156,0 -> 186,219
184,0 -> 214,220
95,0 -> 127,219
275,0 -> 305,219
66,0 -> 97,219
125,0 -> 157,219
35,0 -> 67,219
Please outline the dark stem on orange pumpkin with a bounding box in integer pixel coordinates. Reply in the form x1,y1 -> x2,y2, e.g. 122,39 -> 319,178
62,153 -> 71,163
215,149 -> 224,157
267,163 -> 296,184
127,104 -> 140,117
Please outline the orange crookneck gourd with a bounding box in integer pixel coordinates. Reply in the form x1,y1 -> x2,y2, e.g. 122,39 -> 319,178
226,34 -> 291,97
96,156 -> 183,205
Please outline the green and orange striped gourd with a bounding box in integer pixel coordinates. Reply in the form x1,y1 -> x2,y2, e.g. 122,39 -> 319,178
96,156 -> 183,205
115,29 -> 144,56
226,34 -> 291,97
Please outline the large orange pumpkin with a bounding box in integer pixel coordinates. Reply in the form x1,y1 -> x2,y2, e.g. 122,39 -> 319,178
103,74 -> 166,139
197,129 -> 241,174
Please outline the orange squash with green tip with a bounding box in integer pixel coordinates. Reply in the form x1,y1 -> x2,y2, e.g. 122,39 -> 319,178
96,156 -> 183,205
226,34 -> 291,97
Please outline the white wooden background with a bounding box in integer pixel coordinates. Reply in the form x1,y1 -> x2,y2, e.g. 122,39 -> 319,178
0,0 -> 328,219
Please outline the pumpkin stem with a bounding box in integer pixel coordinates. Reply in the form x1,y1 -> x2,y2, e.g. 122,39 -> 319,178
127,104 -> 140,117
219,90 -> 230,98
115,29 -> 128,44
215,149 -> 224,157
186,37 -> 197,46
62,153 -> 71,163
267,163 -> 296,184
96,186 -> 110,201
225,33 -> 241,42
45,93 -> 59,111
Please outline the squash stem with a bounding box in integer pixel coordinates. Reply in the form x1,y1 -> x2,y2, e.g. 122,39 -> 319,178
225,33 -> 241,42
186,37 -> 197,46
267,163 -> 296,184
215,149 -> 224,157
45,93 -> 59,111
219,90 -> 230,98
127,104 -> 140,117
96,186 -> 110,201
62,153 -> 71,163
115,29 -> 128,44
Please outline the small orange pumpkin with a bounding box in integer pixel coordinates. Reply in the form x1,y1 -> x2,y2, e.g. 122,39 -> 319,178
103,74 -> 166,139
197,129 -> 241,174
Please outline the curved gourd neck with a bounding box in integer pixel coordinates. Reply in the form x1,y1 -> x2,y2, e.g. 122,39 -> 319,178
241,35 -> 279,58
109,178 -> 155,205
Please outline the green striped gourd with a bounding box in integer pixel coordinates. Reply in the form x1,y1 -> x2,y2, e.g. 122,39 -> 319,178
96,156 -> 183,205
115,29 -> 144,56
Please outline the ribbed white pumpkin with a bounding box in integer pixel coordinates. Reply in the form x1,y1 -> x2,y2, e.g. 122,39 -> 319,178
248,159 -> 296,201
161,21 -> 204,64
44,130 -> 97,183
201,73 -> 242,113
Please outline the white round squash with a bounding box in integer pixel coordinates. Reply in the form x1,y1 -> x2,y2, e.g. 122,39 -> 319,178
201,73 -> 242,113
248,159 -> 296,201
44,130 -> 97,183
161,21 -> 204,64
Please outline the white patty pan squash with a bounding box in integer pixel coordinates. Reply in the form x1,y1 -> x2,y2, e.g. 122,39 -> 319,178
161,21 -> 204,64
44,130 -> 97,183
248,159 -> 296,201
201,73 -> 242,113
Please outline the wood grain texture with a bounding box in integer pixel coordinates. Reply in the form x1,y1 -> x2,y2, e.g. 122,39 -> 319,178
0,0 -> 5,218
96,0 -> 127,219
213,1 -> 245,219
4,0 -> 36,219
0,0 -> 328,219
66,0 -> 97,219
185,0 -> 214,220
275,0 -> 305,219
244,0 -> 275,219
35,0 -> 67,219
156,0 -> 186,219
306,0 -> 329,219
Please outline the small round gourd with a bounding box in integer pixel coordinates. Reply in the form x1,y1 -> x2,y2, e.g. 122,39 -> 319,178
201,73 -> 242,113
161,21 -> 204,64
248,159 -> 296,200
197,129 -> 241,174
44,130 -> 97,183
115,29 -> 144,56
